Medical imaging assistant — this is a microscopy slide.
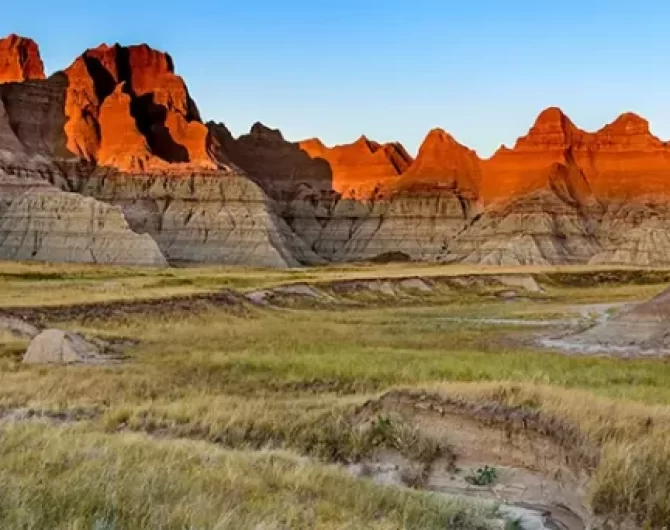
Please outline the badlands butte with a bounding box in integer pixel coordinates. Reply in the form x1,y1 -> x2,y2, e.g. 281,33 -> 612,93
2,34 -> 670,267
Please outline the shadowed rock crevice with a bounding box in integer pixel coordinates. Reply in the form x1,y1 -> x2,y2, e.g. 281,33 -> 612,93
131,93 -> 190,163
82,55 -> 117,103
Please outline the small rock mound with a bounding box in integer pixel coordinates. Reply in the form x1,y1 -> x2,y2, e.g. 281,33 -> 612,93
23,329 -> 106,365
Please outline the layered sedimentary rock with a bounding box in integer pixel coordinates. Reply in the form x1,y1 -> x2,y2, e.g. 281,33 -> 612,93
0,172 -> 167,266
0,73 -> 71,157
0,35 -> 45,83
298,136 -> 412,197
395,128 -> 479,197
0,37 -> 319,267
480,108 -> 594,205
76,170 -> 323,267
589,203 -> 670,267
5,34 -> 670,268
286,191 -> 470,263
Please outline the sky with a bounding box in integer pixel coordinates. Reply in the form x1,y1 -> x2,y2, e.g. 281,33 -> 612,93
2,1 -> 670,157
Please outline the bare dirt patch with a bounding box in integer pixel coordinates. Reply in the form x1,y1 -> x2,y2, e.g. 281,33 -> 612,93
351,390 -> 599,530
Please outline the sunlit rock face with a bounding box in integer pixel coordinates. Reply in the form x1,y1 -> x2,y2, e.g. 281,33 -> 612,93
298,135 -> 412,198
0,35 -> 45,84
62,43 -> 213,170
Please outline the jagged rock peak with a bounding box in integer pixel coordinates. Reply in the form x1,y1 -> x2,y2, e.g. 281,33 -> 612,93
398,126 -> 481,195
61,41 -> 213,170
598,112 -> 651,135
0,34 -> 46,83
299,137 -> 326,152
249,122 -> 285,141
297,134 -> 411,197
352,134 -> 381,153
514,106 -> 585,150
422,127 -> 469,147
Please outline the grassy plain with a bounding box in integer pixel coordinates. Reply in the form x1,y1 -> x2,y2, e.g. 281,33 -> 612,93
1,260 -> 670,528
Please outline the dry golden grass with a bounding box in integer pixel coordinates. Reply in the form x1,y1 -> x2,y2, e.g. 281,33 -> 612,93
3,261 -> 670,527
3,258 -> 668,307
0,423 -> 496,530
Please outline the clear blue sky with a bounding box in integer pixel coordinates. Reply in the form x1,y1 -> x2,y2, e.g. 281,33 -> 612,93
3,1 -> 670,156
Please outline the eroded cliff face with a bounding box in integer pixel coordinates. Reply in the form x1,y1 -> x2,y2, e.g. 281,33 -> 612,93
298,136 -> 412,198
0,37 -> 321,267
465,108 -> 670,265
74,170 -> 324,267
62,43 -> 213,170
0,171 -> 167,266
3,34 -> 670,268
0,35 -> 45,84
209,122 -> 334,195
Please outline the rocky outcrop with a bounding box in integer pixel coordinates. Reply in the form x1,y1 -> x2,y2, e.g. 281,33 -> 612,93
0,39 -> 319,268
0,172 -> 167,266
480,108 -> 594,206
62,43 -> 213,170
23,329 -> 104,364
395,128 -> 479,198
0,35 -> 45,83
451,189 -> 601,266
76,170 -> 323,267
0,73 -> 71,157
589,203 -> 670,267
209,122 -> 333,195
298,135 -> 412,197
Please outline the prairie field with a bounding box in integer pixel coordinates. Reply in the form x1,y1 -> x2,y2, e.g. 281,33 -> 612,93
1,261 -> 670,529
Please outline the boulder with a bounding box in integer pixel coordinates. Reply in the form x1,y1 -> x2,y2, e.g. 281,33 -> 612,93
491,274 -> 542,293
23,329 -> 103,364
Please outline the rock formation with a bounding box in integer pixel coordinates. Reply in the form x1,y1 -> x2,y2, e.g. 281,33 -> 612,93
3,34 -> 670,268
76,170 -> 324,267
0,35 -> 45,83
209,122 -> 334,195
298,135 -> 412,197
23,329 -> 104,364
0,172 -> 168,266
395,128 -> 479,198
62,43 -> 213,170
0,37 -> 318,267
